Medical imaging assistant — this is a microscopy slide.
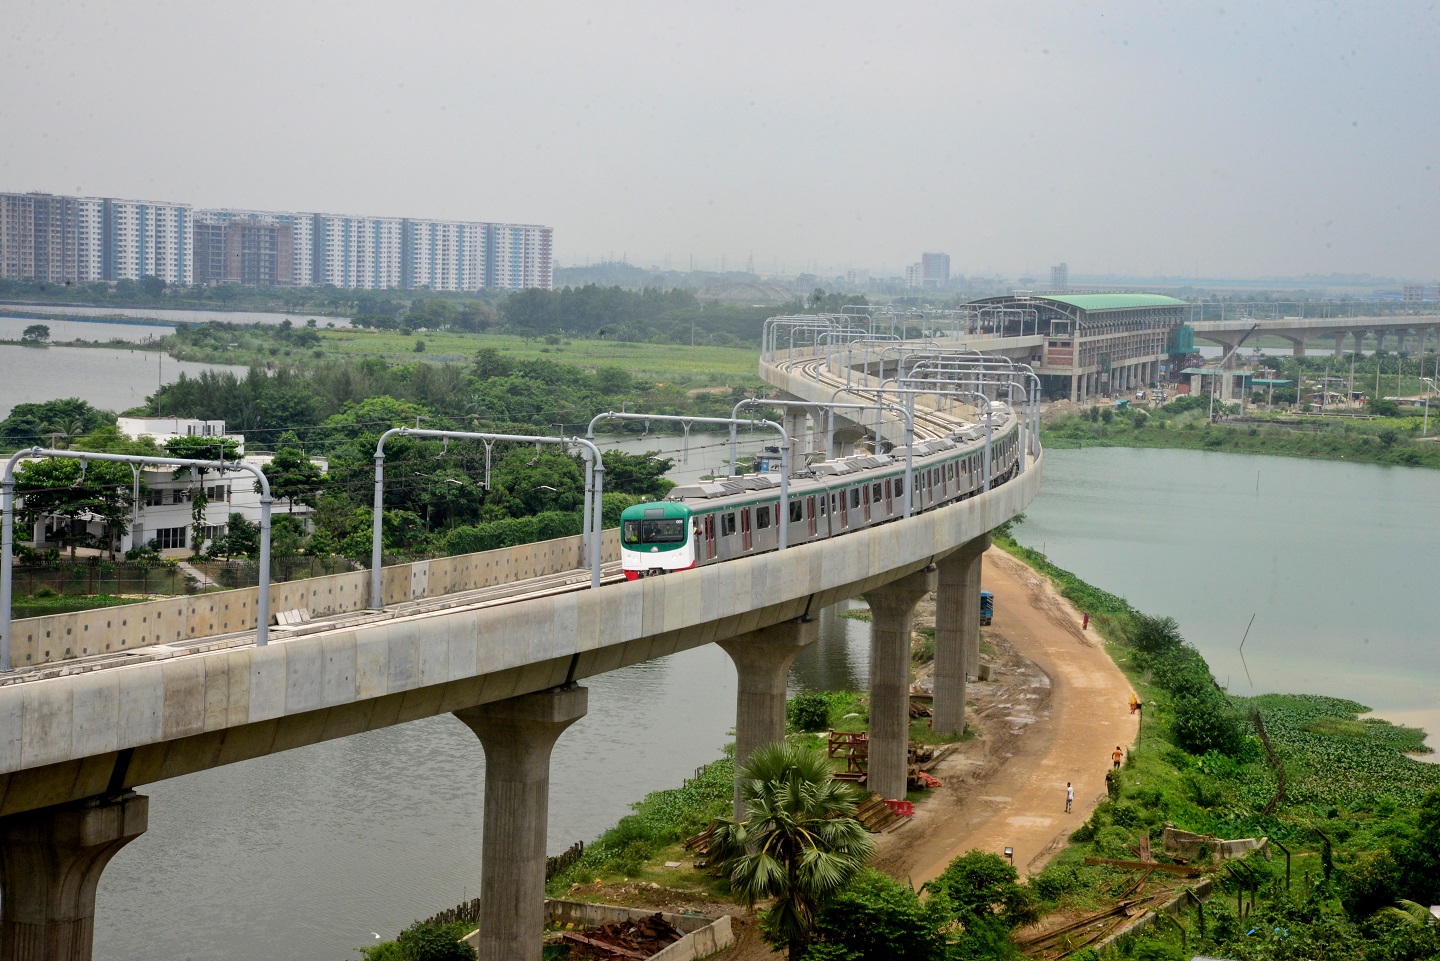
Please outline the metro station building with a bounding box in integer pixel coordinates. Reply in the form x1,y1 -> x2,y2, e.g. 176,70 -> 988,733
969,293 -> 1189,402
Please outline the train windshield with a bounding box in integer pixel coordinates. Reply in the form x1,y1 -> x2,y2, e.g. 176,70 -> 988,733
622,518 -> 687,545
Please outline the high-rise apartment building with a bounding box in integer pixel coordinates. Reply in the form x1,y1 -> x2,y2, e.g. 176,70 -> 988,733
101,199 -> 193,285
1,193 -> 82,283
402,219 -> 488,291
921,252 -> 950,288
194,214 -> 295,286
0,191 -> 553,290
1050,262 -> 1068,290
489,223 -> 553,290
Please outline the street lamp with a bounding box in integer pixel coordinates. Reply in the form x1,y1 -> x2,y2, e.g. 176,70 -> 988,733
1422,377 -> 1436,437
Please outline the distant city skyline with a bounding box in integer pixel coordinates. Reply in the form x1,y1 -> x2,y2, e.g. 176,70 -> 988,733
2,2 -> 1436,281
1,190 -> 552,290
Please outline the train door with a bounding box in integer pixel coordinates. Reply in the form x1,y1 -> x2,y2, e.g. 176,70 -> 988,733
838,490 -> 847,529
884,478 -> 893,515
703,514 -> 716,560
740,507 -> 752,551
806,496 -> 816,537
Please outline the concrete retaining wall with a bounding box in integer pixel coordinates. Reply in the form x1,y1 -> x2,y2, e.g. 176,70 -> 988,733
8,531 -> 622,668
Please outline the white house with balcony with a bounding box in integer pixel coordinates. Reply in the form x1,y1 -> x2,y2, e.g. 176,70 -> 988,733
23,420 -> 326,557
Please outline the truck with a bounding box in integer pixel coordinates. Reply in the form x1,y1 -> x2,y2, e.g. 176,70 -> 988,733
979,590 -> 994,625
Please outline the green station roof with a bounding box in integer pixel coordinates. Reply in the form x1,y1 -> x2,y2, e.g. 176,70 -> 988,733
1037,294 -> 1189,310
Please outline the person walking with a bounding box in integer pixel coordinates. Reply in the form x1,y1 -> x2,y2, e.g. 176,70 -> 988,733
1065,782 -> 1074,813
1082,613 -> 1090,630
1112,745 -> 1124,770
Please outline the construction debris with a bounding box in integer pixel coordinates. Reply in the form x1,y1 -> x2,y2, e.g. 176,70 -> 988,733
558,912 -> 683,959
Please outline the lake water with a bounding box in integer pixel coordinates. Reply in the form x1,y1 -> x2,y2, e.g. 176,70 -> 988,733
0,303 -> 351,328
68,434 -> 1440,959
0,343 -> 247,420
1013,447 -> 1440,747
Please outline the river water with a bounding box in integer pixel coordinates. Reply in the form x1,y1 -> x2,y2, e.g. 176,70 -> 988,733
69,439 -> 1439,960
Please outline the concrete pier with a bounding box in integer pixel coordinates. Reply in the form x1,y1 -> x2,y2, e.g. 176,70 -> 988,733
455,686 -> 588,961
0,794 -> 148,961
863,570 -> 935,800
718,620 -> 819,819
933,533 -> 990,736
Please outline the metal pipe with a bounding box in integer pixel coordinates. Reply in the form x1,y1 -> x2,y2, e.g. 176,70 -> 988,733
3,447 -> 274,669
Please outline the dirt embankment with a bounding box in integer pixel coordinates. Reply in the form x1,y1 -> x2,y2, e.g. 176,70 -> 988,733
587,547 -> 1139,959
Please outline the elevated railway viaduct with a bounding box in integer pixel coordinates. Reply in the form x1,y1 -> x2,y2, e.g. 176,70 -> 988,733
0,348 -> 1038,960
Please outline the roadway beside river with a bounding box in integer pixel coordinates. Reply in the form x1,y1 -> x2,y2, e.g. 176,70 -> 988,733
717,547 -> 1139,960
870,548 -> 1138,882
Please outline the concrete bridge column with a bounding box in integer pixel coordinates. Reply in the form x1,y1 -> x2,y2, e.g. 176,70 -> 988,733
783,409 -> 806,457
933,533 -> 990,736
1353,331 -> 1366,355
717,620 -> 819,819
808,407 -> 827,457
1286,336 -> 1307,357
1334,333 -> 1346,358
454,686 -> 588,961
863,569 -> 935,800
0,793 -> 148,961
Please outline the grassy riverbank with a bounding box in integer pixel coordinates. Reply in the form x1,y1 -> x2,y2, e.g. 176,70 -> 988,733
1044,397 -> 1440,470
362,540 -> 1440,959
992,525 -> 1440,960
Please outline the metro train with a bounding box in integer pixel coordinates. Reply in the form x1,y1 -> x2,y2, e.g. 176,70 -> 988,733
619,404 -> 1023,579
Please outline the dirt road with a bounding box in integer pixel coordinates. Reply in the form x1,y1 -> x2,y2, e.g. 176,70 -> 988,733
874,547 -> 1139,883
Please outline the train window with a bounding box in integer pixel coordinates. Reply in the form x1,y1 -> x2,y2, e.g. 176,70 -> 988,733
756,506 -> 772,529
871,483 -> 881,501
622,517 -> 686,545
894,476 -> 903,496
819,495 -> 828,515
830,493 -> 838,513
789,501 -> 803,523
721,513 -> 736,536
849,488 -> 860,509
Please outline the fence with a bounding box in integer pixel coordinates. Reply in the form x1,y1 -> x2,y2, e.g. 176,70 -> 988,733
9,556 -> 360,599
10,562 -> 192,598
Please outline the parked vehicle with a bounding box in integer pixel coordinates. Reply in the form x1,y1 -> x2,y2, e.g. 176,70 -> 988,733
979,590 -> 994,625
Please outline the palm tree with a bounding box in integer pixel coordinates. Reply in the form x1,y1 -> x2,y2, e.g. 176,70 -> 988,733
710,742 -> 874,958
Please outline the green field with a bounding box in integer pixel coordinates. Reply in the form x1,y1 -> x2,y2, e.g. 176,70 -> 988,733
168,326 -> 766,385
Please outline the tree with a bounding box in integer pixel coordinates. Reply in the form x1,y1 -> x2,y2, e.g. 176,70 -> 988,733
709,742 -> 874,958
264,447 -> 326,515
0,398 -> 115,449
138,274 -> 166,299
922,850 -> 1034,930
601,449 -> 676,498
21,324 -> 50,343
14,457 -> 137,559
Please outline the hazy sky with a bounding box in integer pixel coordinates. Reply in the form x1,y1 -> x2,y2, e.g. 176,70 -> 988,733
3,1 -> 1436,279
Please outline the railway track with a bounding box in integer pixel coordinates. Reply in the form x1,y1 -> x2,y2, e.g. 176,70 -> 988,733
3,357 -> 984,687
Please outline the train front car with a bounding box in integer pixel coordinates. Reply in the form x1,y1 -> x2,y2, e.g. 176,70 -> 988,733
619,501 -> 696,579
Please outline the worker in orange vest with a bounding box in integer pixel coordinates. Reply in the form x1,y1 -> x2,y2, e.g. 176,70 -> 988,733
1112,745 -> 1124,770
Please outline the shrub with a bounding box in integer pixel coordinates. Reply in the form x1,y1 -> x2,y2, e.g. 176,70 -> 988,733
787,692 -> 832,733
804,870 -> 946,961
1171,694 -> 1248,758
923,850 -> 1034,928
1131,614 -> 1183,655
